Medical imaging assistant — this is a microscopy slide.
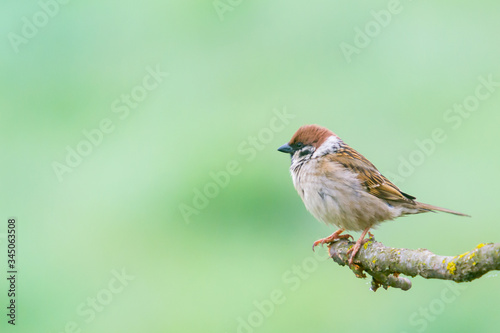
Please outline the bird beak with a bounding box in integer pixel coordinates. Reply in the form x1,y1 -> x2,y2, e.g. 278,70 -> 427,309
277,143 -> 294,154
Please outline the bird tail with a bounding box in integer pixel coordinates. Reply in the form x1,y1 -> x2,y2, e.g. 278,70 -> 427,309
416,202 -> 470,217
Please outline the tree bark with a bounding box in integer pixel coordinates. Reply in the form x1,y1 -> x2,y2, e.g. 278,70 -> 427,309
327,237 -> 500,291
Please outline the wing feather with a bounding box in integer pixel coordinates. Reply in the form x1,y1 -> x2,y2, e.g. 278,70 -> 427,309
330,145 -> 415,204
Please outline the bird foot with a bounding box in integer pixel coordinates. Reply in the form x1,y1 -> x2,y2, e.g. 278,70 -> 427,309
346,240 -> 369,266
312,229 -> 353,251
346,228 -> 373,266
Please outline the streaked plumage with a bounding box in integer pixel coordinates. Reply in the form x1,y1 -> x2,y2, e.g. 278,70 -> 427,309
278,124 -> 468,265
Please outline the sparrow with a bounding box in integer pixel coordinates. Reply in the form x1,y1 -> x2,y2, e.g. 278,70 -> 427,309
278,124 -> 468,265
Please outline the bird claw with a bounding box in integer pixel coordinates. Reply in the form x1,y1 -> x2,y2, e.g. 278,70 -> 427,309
347,233 -> 372,265
312,229 -> 353,251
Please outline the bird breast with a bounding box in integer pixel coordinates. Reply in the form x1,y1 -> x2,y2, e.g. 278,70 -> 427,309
290,158 -> 399,231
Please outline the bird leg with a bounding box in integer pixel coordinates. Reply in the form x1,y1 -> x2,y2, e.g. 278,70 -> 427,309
312,228 -> 353,251
346,227 -> 371,266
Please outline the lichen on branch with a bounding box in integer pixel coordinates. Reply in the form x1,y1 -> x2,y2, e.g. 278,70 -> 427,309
327,237 -> 500,291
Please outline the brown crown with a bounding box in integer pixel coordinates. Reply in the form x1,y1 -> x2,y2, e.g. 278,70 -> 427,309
289,125 -> 336,148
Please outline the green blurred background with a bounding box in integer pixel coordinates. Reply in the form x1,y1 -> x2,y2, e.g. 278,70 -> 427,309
1,1 -> 500,332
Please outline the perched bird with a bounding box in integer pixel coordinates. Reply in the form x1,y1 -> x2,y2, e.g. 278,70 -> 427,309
277,125 -> 468,265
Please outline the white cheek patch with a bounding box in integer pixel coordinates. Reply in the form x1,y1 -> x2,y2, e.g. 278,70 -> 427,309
298,146 -> 315,157
312,136 -> 342,158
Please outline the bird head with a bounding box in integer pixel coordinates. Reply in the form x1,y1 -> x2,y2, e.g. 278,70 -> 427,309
277,124 -> 340,162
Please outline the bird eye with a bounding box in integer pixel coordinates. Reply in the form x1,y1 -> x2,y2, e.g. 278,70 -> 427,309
295,142 -> 304,149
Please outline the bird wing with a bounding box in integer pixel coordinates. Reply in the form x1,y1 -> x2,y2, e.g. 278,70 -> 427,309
329,145 -> 416,203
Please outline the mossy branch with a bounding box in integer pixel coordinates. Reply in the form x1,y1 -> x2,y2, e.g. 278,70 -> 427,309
327,237 -> 500,292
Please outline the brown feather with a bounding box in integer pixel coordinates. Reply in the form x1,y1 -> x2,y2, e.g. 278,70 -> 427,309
415,202 -> 470,217
289,125 -> 335,149
330,143 -> 469,216
332,144 -> 415,204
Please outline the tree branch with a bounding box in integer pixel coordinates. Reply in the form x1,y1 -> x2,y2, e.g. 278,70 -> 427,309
327,236 -> 500,292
